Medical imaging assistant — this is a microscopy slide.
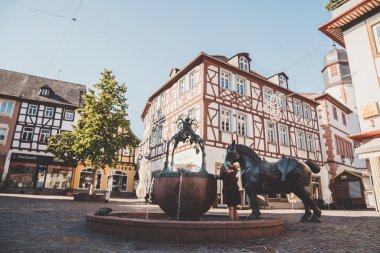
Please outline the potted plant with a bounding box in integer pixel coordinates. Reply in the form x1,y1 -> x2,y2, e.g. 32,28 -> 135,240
65,187 -> 73,197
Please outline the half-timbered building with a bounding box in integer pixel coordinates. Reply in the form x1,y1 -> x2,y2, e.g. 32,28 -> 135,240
139,52 -> 328,207
0,69 -> 86,194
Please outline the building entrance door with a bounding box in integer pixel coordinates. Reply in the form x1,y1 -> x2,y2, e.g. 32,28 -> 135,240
34,165 -> 47,189
112,171 -> 128,192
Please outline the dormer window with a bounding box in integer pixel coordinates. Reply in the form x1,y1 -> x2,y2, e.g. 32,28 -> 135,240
239,57 -> 249,71
278,75 -> 287,88
40,85 -> 52,97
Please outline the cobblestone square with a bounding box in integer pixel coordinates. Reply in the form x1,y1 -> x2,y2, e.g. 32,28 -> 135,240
0,195 -> 379,253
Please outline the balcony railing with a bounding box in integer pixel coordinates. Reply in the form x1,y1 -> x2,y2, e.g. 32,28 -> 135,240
331,0 -> 364,17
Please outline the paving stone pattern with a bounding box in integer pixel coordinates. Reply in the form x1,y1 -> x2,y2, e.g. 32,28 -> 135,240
0,196 -> 379,253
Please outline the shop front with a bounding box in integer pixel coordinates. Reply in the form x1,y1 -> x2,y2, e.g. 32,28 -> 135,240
73,164 -> 136,197
5,152 -> 75,195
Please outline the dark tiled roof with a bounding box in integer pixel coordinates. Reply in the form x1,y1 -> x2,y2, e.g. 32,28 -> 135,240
0,69 -> 86,107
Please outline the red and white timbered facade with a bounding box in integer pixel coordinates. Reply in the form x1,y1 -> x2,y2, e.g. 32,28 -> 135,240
139,52 -> 325,204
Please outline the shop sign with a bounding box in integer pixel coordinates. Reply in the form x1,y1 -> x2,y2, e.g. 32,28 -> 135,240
360,102 -> 380,119
11,152 -> 76,166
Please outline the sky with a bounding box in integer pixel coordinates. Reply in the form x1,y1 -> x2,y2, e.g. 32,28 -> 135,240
0,0 -> 334,138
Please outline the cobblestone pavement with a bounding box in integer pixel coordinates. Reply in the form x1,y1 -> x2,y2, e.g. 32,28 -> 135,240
0,196 -> 379,253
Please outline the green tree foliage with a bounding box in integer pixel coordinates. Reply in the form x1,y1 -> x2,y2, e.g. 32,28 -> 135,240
48,69 -> 137,194
325,0 -> 346,11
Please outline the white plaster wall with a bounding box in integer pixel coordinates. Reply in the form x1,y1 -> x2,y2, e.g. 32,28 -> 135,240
344,13 -> 380,132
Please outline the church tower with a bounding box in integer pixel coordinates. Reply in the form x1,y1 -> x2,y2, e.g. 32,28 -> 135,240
322,46 -> 356,111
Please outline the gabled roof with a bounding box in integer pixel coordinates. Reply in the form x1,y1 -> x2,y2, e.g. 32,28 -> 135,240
319,0 -> 380,47
141,52 -> 320,118
333,169 -> 362,179
306,92 -> 352,114
0,69 -> 86,107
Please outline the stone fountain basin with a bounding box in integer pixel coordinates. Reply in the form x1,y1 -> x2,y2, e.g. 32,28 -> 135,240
152,173 -> 217,220
86,212 -> 284,243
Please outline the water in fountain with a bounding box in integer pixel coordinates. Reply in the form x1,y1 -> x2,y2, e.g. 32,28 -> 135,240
176,173 -> 183,220
146,177 -> 155,219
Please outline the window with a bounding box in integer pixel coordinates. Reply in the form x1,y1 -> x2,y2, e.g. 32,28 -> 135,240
39,129 -> 51,143
189,71 -> 197,89
332,106 -> 338,120
45,107 -> 54,118
335,135 -> 354,159
372,23 -> 380,53
221,109 -> 231,131
0,100 -> 14,115
306,133 -> 315,151
264,88 -> 273,103
123,147 -> 130,156
22,127 -> 34,141
237,114 -> 246,135
179,78 -> 186,95
236,77 -> 245,95
342,112 -> 346,126
188,108 -> 195,120
277,93 -> 286,110
279,75 -> 287,88
64,110 -> 74,121
220,72 -> 230,89
0,127 -> 8,143
296,131 -> 306,150
279,125 -> 289,146
28,105 -> 38,115
293,100 -> 302,116
267,122 -> 276,143
239,57 -> 249,71
40,88 -> 50,96
303,104 -> 311,119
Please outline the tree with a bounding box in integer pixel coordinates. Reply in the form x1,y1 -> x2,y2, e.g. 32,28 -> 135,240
325,0 -> 345,11
48,69 -> 136,195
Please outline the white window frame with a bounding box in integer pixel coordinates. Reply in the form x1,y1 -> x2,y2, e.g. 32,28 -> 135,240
189,71 -> 197,89
372,23 -> 380,53
293,100 -> 302,116
188,108 -> 195,120
237,114 -> 246,135
178,78 -> 186,95
236,77 -> 245,95
296,130 -> 306,150
278,75 -> 287,88
44,107 -> 54,118
0,127 -> 8,144
64,110 -> 74,121
0,100 -> 15,116
221,109 -> 231,132
263,88 -> 273,104
239,57 -> 249,71
39,129 -> 51,143
279,124 -> 289,146
41,88 -> 50,96
220,71 -> 230,89
276,92 -> 286,110
306,133 -> 315,151
303,103 -> 311,119
22,127 -> 34,141
28,105 -> 38,116
267,121 -> 277,143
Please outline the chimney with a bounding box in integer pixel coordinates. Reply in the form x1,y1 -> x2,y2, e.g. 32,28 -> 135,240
169,68 -> 180,78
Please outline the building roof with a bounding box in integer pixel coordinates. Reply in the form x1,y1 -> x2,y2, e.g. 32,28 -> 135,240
319,0 -> 380,47
333,169 -> 362,179
349,129 -> 380,141
305,92 -> 353,114
141,52 -> 319,118
0,69 -> 86,108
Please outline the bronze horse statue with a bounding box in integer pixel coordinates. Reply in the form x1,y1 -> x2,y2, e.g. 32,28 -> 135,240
225,141 -> 322,222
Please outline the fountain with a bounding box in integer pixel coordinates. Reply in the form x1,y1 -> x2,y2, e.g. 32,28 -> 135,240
86,118 -> 284,243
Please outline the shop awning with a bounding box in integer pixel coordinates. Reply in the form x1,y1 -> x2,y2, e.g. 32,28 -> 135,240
355,137 -> 380,159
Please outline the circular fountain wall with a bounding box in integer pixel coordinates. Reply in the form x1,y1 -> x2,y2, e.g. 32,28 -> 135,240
86,212 -> 284,243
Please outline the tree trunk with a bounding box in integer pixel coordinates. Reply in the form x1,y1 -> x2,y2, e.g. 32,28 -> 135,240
89,166 -> 97,195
